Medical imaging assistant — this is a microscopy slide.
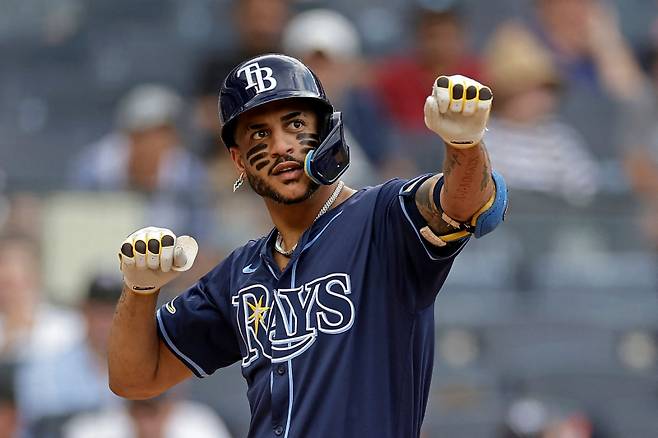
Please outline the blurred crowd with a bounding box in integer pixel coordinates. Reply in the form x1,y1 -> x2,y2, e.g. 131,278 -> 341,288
1,0 -> 658,437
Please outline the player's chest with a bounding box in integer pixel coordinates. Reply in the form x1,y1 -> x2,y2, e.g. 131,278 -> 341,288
230,211 -> 379,369
230,267 -> 356,368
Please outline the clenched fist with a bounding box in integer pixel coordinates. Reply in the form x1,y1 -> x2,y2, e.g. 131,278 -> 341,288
119,226 -> 198,294
424,75 -> 493,149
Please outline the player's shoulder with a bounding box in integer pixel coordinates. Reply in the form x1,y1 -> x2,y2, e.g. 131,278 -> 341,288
359,175 -> 432,204
355,177 -> 406,196
339,178 -> 426,216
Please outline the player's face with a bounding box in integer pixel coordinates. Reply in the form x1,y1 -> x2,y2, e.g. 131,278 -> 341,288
230,100 -> 321,204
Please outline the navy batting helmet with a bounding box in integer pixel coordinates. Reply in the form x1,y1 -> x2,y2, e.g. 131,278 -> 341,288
218,53 -> 350,185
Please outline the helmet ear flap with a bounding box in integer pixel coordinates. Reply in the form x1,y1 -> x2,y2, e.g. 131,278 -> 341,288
304,111 -> 350,185
327,112 -> 342,137
319,108 -> 337,140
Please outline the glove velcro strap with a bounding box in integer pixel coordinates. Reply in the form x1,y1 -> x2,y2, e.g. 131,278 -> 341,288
130,288 -> 159,296
447,140 -> 479,149
125,282 -> 160,295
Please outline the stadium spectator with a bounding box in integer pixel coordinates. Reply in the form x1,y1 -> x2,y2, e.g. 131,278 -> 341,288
372,0 -> 483,175
193,0 -> 292,158
15,273 -> 231,437
281,8 -> 383,184
70,84 -> 205,193
482,22 -> 599,206
63,392 -> 232,438
14,274 -> 124,436
0,232 -> 83,437
69,84 -> 212,242
531,0 -> 643,98
0,233 -> 82,359
529,0 -> 646,162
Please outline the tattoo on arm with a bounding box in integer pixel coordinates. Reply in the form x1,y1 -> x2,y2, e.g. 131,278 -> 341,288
479,149 -> 492,192
414,175 -> 455,236
480,166 -> 489,191
443,153 -> 461,177
453,156 -> 480,200
444,145 -> 492,201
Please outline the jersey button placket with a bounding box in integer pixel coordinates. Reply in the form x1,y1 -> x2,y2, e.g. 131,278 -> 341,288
270,285 -> 290,436
276,364 -> 286,376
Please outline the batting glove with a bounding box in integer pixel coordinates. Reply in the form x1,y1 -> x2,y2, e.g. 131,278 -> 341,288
119,226 -> 198,294
424,75 -> 493,149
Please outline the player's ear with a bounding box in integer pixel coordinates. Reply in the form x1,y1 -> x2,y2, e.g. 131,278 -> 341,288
229,146 -> 246,173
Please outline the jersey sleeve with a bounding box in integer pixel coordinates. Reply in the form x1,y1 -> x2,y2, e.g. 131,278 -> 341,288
373,175 -> 469,311
156,258 -> 241,378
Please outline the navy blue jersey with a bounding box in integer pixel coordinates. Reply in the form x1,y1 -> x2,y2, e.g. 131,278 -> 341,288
157,175 -> 469,438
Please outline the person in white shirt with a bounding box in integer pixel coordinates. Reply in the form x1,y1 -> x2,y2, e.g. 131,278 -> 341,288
64,393 -> 232,438
482,22 -> 600,206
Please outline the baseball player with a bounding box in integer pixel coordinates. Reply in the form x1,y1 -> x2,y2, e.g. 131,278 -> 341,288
108,54 -> 507,437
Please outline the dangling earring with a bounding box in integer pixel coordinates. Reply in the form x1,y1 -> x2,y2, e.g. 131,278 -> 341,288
233,172 -> 245,192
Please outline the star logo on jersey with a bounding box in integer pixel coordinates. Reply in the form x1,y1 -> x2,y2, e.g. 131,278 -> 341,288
247,296 -> 270,337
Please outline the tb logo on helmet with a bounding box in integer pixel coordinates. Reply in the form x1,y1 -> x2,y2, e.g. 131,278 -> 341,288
237,62 -> 277,94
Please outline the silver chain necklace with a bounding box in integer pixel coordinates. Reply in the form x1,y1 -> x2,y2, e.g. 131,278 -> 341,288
274,180 -> 345,257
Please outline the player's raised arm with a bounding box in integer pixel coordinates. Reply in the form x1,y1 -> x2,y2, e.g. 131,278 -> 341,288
414,75 -> 507,246
108,227 -> 197,399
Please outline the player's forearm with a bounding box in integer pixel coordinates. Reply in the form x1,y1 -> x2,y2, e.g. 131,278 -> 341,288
108,287 -> 162,398
440,142 -> 494,222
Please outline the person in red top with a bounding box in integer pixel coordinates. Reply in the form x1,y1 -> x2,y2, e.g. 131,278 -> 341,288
374,1 -> 483,134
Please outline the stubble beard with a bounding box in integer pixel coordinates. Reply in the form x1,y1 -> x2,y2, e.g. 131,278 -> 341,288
245,170 -> 320,205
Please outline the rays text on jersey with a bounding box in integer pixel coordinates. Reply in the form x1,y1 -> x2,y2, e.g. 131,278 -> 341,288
231,273 -> 354,367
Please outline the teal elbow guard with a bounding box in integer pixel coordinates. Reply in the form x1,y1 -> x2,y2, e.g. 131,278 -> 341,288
471,170 -> 508,238
422,170 -> 508,246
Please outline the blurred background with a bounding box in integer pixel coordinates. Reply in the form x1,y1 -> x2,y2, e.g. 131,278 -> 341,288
0,0 -> 657,437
